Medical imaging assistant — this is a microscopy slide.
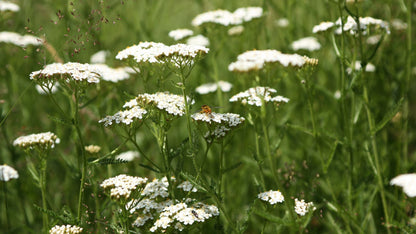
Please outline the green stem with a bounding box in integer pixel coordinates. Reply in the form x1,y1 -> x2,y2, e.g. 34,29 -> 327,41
74,89 -> 87,224
180,76 -> 194,151
402,0 -> 412,166
2,181 -> 10,233
40,157 -> 49,233
254,130 -> 266,190
213,193 -> 238,233
363,86 -> 390,230
218,141 -> 225,197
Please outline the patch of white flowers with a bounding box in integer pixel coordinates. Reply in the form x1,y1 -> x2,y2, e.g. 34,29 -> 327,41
294,198 -> 316,216
258,190 -> 285,205
192,7 -> 263,27
195,81 -> 232,94
30,62 -> 103,84
136,92 -> 193,116
0,31 -> 41,46
100,174 -> 148,200
291,37 -> 321,51
0,165 -> 19,182
13,132 -> 60,150
230,87 -> 289,107
49,225 -> 83,234
229,49 -> 308,72
169,29 -> 194,41
390,173 -> 416,197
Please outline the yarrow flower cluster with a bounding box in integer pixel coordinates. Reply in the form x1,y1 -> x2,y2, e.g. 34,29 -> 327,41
99,98 -> 147,127
90,50 -> 109,64
177,181 -> 197,193
0,1 -> 19,12
390,173 -> 416,197
149,202 -> 219,232
192,7 -> 263,27
313,16 -> 390,35
13,132 -> 60,150
0,164 -> 19,182
192,111 -> 245,141
346,61 -> 375,74
195,81 -> 232,94
136,92 -> 193,117
84,145 -> 101,154
90,64 -> 130,83
115,151 -> 140,162
116,42 -> 209,66
30,62 -> 103,84
169,29 -> 194,41
186,35 -> 210,47
0,31 -> 42,47
229,49 -> 308,72
100,174 -> 148,200
230,87 -> 289,107
258,190 -> 285,205
291,37 -> 321,51
141,177 -> 172,199
294,198 -> 316,216
49,224 -> 83,234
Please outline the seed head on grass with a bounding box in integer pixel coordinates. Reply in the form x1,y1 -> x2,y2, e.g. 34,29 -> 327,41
49,224 -> 83,234
0,164 -> 19,182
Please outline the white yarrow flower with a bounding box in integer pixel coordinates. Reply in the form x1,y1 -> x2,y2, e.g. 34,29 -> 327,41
258,190 -> 284,204
169,29 -> 194,41
49,225 -> 83,234
230,87 -> 289,107
13,132 -> 60,150
186,35 -> 210,47
0,165 -> 19,182
294,198 -> 316,216
90,50 -> 109,64
291,37 -> 321,51
0,1 -> 19,12
195,81 -> 232,94
0,31 -> 42,47
390,173 -> 416,197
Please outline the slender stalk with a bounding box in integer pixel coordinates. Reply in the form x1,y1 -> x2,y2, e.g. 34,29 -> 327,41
212,193 -> 238,233
218,141 -> 225,197
180,76 -> 194,151
402,0 -> 412,166
254,130 -> 266,190
73,88 -> 87,223
362,86 -> 390,231
2,181 -> 10,233
39,157 -> 49,233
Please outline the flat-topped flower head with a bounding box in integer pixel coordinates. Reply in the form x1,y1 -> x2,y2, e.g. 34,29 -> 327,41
177,181 -> 197,192
100,174 -> 148,200
258,190 -> 284,205
312,21 -> 335,34
136,92 -> 193,117
192,111 -> 244,142
169,29 -> 194,41
0,165 -> 19,182
229,49 -> 308,73
294,198 -> 316,216
157,43 -> 209,60
84,145 -> 101,154
49,225 -> 83,234
150,202 -> 219,232
291,37 -> 321,51
0,1 -> 20,12
115,151 -> 140,162
116,41 -> 169,64
141,177 -> 172,199
90,64 -> 130,83
192,7 -> 263,27
195,81 -> 232,94
390,173 -> 416,197
230,87 -> 289,107
30,62 -> 102,85
186,35 -> 210,47
13,132 -> 60,150
99,98 -> 147,127
90,50 -> 109,64
0,31 -> 42,47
